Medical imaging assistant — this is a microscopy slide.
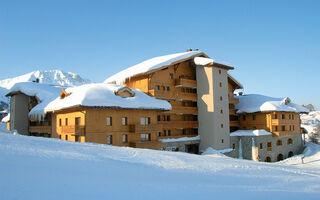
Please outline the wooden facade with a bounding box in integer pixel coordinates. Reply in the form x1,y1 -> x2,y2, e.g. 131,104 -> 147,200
239,112 -> 302,136
51,107 -> 164,149
124,60 -> 199,139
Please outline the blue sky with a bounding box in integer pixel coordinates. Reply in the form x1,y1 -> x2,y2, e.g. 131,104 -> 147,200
0,0 -> 319,108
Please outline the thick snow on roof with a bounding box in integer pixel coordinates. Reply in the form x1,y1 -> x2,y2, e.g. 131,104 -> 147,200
159,135 -> 200,143
1,113 -> 10,123
104,51 -> 203,85
7,82 -> 64,120
45,83 -> 171,113
235,94 -> 309,114
230,129 -> 272,137
194,57 -> 214,65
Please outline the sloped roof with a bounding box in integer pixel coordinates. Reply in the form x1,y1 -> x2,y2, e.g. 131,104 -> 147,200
235,94 -> 309,114
45,83 -> 172,113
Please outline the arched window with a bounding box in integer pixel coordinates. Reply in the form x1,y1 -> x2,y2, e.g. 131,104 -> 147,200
277,154 -> 284,161
265,157 -> 271,162
288,151 -> 294,157
277,140 -> 283,146
287,138 -> 293,145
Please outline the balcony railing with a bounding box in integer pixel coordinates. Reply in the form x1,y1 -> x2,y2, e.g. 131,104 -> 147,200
61,125 -> 86,136
158,121 -> 198,129
229,120 -> 240,127
129,123 -> 163,133
129,141 -> 163,149
167,106 -> 198,114
175,78 -> 197,88
29,125 -> 51,134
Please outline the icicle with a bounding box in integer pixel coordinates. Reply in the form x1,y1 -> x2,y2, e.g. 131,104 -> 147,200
252,137 -> 258,161
238,138 -> 243,159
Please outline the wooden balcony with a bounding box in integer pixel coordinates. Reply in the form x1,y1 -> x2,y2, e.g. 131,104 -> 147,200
29,125 -> 51,134
175,78 -> 197,88
167,106 -> 198,114
148,89 -> 198,101
229,120 -> 240,127
129,123 -> 163,133
229,96 -> 239,104
229,109 -> 237,115
158,121 -> 198,129
177,93 -> 197,101
129,141 -> 163,149
61,125 -> 86,136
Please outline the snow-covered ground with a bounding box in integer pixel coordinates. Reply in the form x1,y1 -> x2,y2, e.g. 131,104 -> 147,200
1,124 -> 320,200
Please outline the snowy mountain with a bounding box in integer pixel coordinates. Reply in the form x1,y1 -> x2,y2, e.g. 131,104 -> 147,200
0,70 -> 92,110
0,127 -> 320,199
301,111 -> 320,143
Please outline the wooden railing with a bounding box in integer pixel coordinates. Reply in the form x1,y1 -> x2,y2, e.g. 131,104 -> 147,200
158,121 -> 198,129
129,124 -> 163,133
129,141 -> 163,149
167,106 -> 198,114
61,125 -> 86,136
175,78 -> 197,88
29,125 -> 51,134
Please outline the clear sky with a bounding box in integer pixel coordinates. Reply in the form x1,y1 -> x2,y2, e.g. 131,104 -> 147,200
1,0 -> 319,108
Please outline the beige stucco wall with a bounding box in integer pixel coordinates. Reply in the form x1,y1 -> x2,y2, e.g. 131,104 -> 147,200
196,65 -> 230,151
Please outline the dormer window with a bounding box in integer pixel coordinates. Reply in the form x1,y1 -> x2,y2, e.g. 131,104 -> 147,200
115,87 -> 135,98
60,89 -> 71,99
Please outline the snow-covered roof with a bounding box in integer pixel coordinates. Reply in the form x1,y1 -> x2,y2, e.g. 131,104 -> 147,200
45,83 -> 171,114
159,135 -> 200,143
230,129 -> 273,137
105,51 -> 204,85
6,82 -> 64,120
235,94 -> 309,114
1,113 -> 10,123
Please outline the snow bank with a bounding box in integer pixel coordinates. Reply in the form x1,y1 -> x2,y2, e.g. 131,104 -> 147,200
230,129 -> 272,137
202,147 -> 233,156
159,135 -> 200,143
1,113 -> 10,123
104,51 -> 203,85
1,132 -> 320,199
45,83 -> 171,113
235,94 -> 309,114
7,82 -> 64,120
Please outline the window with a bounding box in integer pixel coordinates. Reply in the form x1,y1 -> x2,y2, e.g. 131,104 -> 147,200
221,139 -> 224,143
252,115 -> 256,120
221,124 -> 224,128
267,142 -> 272,151
140,133 -> 151,142
220,96 -> 223,101
181,88 -> 185,92
107,135 -> 112,144
157,132 -> 161,137
167,130 -> 171,136
220,109 -> 223,114
288,138 -> 293,145
292,115 -> 294,120
157,115 -> 161,121
281,125 -> 286,131
169,73 -> 173,79
166,115 -> 170,121
277,140 -> 283,146
243,115 -> 246,120
155,85 -> 160,90
219,82 -> 222,87
122,117 -> 127,126
65,118 -> 68,126
282,114 -> 285,119
165,86 -> 170,91
289,114 -> 291,120
65,135 -> 68,140
265,157 -> 271,162
219,69 -> 222,74
275,126 -> 278,131
140,117 -> 151,125
122,134 -> 127,143
253,126 -> 257,130
182,129 -> 186,135
259,143 -> 263,149
293,125 -> 295,131
106,117 -> 112,126
274,114 -> 278,119
232,143 -> 236,149
75,117 -> 81,126
59,135 -> 62,139
59,118 -> 62,126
